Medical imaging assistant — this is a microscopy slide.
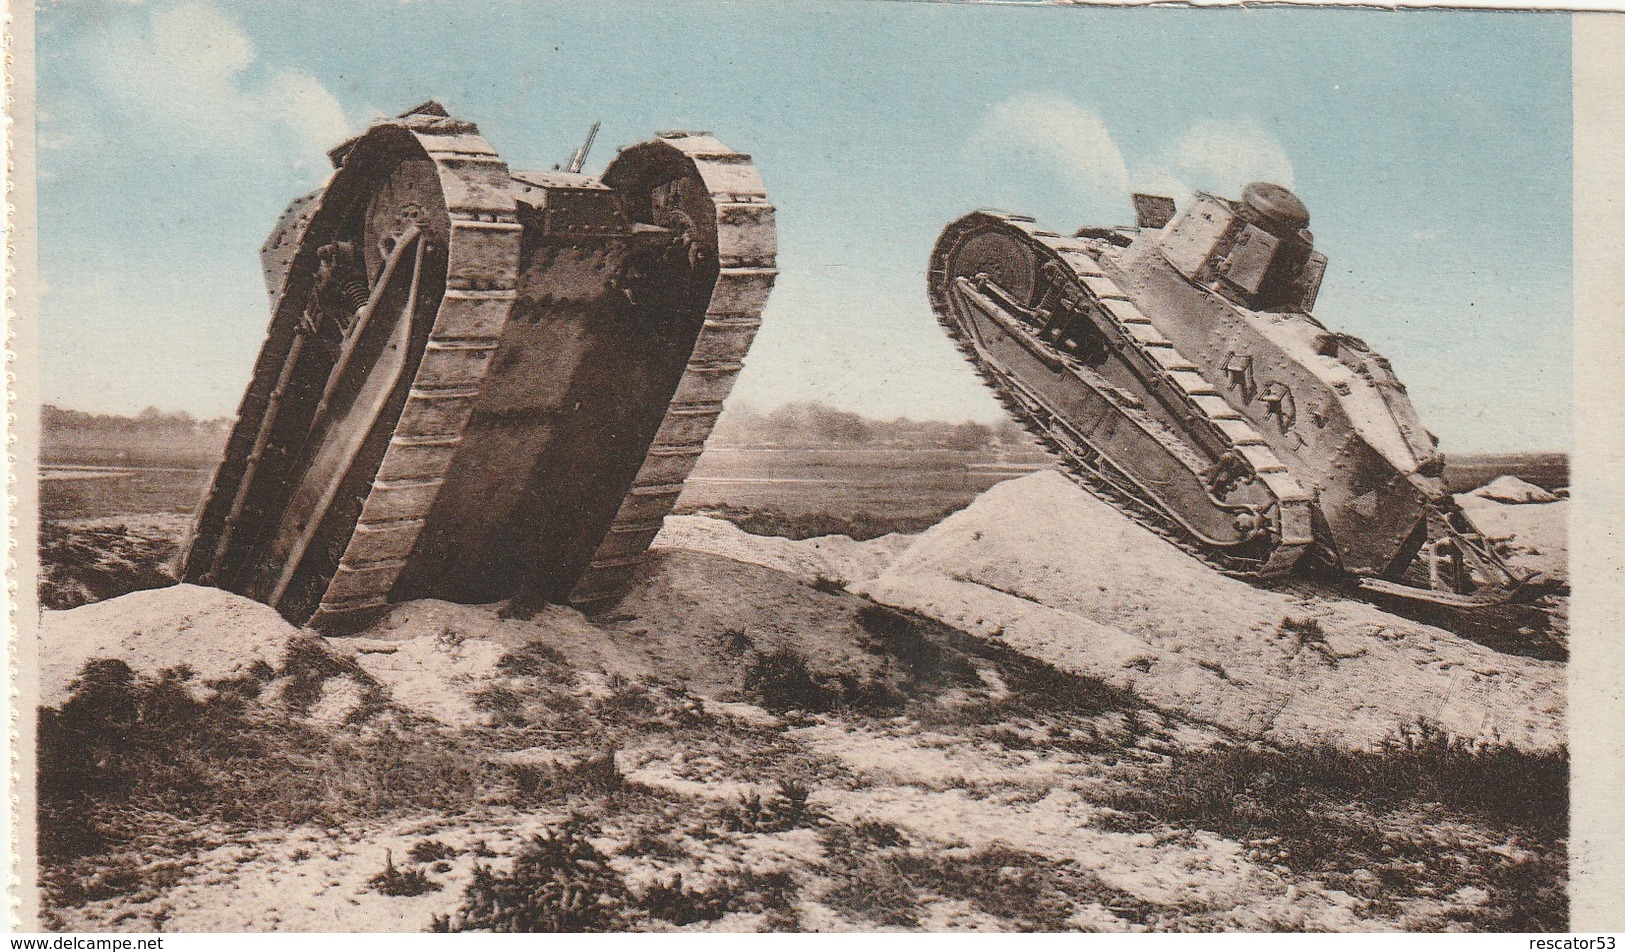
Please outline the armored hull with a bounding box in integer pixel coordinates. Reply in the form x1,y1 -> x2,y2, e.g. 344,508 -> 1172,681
929,185 -> 1528,605
179,103 -> 776,627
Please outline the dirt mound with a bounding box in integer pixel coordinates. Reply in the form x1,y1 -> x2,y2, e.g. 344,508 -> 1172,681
852,471 -> 1564,751
601,550 -> 906,694
39,477 -> 1565,751
654,516 -> 907,585
1471,475 -> 1559,504
38,583 -> 305,709
36,546 -> 960,729
1459,494 -> 1569,581
322,550 -> 978,725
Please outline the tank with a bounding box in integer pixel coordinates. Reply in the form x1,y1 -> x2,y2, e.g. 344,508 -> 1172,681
928,183 -> 1534,606
178,102 -> 776,627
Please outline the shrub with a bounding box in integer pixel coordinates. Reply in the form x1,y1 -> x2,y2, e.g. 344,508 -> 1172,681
617,828 -> 691,861
508,748 -> 624,803
430,822 -> 629,932
641,873 -> 734,925
719,627 -> 755,654
496,641 -> 572,679
38,660 -> 499,871
1113,722 -> 1567,839
370,850 -> 440,897
1105,723 -> 1569,929
743,649 -> 839,714
854,819 -> 908,849
1279,615 -> 1326,644
641,868 -> 798,927
590,681 -> 658,720
723,779 -> 823,834
276,636 -> 386,718
408,840 -> 457,863
894,844 -> 1148,930
821,856 -> 920,928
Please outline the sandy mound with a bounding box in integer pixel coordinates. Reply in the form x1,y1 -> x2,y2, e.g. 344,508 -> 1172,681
1459,494 -> 1568,580
341,633 -> 508,729
332,599 -> 607,728
35,548 -> 918,729
329,551 -> 919,724
598,549 -> 913,694
38,583 -> 304,709
1471,475 -> 1559,504
654,515 -> 908,584
850,472 -> 1563,751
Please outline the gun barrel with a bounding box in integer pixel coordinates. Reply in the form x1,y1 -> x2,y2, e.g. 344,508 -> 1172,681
567,121 -> 601,174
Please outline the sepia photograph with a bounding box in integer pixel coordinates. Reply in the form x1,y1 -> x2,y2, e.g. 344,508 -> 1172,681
7,0 -> 1621,935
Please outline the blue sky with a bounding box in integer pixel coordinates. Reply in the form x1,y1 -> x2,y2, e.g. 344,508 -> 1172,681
34,0 -> 1572,452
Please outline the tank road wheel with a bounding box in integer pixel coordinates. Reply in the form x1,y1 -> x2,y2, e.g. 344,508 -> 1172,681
178,107 -> 520,627
363,159 -> 453,283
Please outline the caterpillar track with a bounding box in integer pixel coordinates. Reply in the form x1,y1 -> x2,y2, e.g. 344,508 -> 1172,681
179,103 -> 775,628
954,329 -> 1304,582
930,186 -> 1536,607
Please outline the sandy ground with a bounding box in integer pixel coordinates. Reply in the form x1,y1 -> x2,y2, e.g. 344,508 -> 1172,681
39,584 -> 305,709
37,471 -> 1568,931
1459,494 -> 1568,581
41,668 -> 1401,931
672,471 -> 1564,751
854,473 -> 1563,751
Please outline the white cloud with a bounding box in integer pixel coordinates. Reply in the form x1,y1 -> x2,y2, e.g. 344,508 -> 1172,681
259,72 -> 352,158
971,94 -> 1298,225
84,0 -> 349,169
971,92 -> 1130,211
1143,118 -> 1295,200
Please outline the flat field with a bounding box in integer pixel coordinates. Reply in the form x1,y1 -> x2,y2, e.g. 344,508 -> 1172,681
41,423 -> 1564,529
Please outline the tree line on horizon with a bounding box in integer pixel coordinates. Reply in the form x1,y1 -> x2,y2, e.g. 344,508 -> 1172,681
42,401 -> 1030,453
39,401 -> 1568,466
709,402 -> 1031,451
43,405 -> 234,436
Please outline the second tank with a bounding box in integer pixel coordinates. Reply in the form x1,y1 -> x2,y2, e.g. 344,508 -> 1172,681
928,183 -> 1531,606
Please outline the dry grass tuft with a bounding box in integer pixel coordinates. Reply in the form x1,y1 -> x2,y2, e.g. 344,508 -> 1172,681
430,821 -> 629,933
369,849 -> 441,897
1104,720 -> 1568,930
